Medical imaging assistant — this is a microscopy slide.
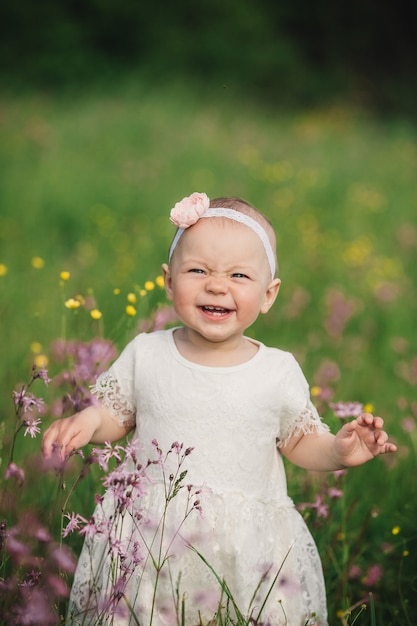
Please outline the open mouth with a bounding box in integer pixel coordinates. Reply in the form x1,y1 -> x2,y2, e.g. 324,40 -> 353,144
200,305 -> 232,317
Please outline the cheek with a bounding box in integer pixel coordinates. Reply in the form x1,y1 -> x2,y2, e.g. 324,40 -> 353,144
171,281 -> 191,307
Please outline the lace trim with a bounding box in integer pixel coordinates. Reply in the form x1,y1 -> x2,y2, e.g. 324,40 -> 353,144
90,371 -> 136,427
278,400 -> 330,449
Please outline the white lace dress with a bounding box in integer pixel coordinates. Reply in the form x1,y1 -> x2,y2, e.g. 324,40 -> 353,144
67,329 -> 330,626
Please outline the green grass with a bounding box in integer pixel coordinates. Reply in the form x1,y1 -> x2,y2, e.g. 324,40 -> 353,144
1,80 -> 416,624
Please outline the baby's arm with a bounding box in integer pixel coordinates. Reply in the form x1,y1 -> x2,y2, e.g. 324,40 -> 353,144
281,413 -> 397,471
42,404 -> 133,460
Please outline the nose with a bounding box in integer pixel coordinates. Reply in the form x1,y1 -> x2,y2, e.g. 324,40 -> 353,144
205,275 -> 228,295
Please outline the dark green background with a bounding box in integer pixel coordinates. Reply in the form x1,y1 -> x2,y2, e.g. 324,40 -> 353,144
1,0 -> 416,115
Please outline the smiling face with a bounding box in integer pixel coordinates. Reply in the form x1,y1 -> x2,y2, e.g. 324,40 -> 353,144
162,217 -> 281,355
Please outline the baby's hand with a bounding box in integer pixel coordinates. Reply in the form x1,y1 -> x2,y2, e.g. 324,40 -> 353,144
42,412 -> 98,461
334,413 -> 397,467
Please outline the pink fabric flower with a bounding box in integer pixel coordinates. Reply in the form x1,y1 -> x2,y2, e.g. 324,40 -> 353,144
170,192 -> 209,228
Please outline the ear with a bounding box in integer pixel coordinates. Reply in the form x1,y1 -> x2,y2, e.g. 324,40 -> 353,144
260,278 -> 281,314
161,263 -> 174,300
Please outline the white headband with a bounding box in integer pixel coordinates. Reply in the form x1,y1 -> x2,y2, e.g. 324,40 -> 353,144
169,207 -> 276,278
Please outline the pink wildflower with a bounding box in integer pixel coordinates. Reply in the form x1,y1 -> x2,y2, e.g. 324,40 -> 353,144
5,462 -> 25,486
23,416 -> 42,438
152,305 -> 179,331
324,288 -> 358,337
79,516 -> 101,538
328,487 -> 343,499
33,525 -> 51,543
93,441 -> 122,471
32,366 -> 52,385
171,441 -> 183,454
5,532 -> 31,562
16,586 -> 57,625
311,494 -> 329,518
50,545 -> 77,573
45,572 -> 69,597
348,564 -> 362,579
12,389 -> 45,415
363,563 -> 383,586
62,512 -> 88,537
330,401 -> 364,419
401,417 -> 415,433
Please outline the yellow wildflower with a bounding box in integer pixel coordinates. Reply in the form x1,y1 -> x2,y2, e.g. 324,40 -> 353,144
144,281 -> 155,291
310,386 -> 322,397
65,298 -> 81,309
139,289 -> 147,297
30,342 -> 42,354
392,526 -> 401,535
155,275 -> 165,288
60,271 -> 70,281
90,309 -> 102,320
363,403 -> 374,413
34,354 -> 48,368
403,550 -> 409,557
0,264 -> 7,276
113,288 -> 121,295
31,257 -> 45,269
126,305 -> 137,316
127,292 -> 137,304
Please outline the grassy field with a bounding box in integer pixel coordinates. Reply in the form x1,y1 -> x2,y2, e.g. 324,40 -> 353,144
0,80 -> 416,624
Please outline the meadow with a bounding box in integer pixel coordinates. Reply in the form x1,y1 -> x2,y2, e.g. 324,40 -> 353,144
0,80 -> 416,624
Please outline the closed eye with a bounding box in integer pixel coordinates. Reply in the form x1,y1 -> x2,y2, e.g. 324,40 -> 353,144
232,273 -> 250,279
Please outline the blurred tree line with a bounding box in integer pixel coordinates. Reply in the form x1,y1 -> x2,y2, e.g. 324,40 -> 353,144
1,0 -> 416,114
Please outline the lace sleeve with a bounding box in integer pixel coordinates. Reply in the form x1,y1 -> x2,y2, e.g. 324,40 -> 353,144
91,370 -> 136,427
276,354 -> 330,448
277,399 -> 329,449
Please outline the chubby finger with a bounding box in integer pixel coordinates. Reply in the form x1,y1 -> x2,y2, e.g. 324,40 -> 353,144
42,426 -> 59,457
42,423 -> 76,459
357,413 -> 385,429
375,430 -> 388,445
339,418 -> 359,435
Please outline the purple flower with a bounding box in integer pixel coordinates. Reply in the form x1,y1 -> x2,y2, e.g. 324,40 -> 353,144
79,516 -> 101,538
363,563 -> 383,586
32,366 -> 52,386
152,305 -> 179,331
15,586 -> 57,625
33,525 -> 51,543
123,438 -> 142,463
324,288 -> 358,337
348,564 -> 362,579
401,417 -> 415,433
50,545 -> 77,573
62,512 -> 88,538
12,389 -> 45,415
5,532 -> 31,563
330,401 -> 364,419
5,462 -> 25,486
171,441 -> 183,454
299,495 -> 329,519
311,495 -> 329,518
93,441 -> 122,471
45,572 -> 69,597
52,338 -> 118,381
23,416 -> 42,438
328,487 -> 344,499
